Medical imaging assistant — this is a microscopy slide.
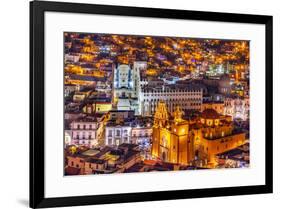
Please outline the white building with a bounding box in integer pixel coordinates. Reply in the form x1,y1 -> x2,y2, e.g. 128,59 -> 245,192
65,53 -> 80,63
139,84 -> 203,116
105,123 -> 132,146
113,64 -> 140,98
131,126 -> 152,145
113,62 -> 144,114
108,110 -> 135,121
64,84 -> 78,97
114,64 -> 132,91
224,96 -> 250,121
64,130 -> 72,147
70,119 -> 98,147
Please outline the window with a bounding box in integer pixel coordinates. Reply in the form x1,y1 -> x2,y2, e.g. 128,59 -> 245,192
108,138 -> 112,145
162,136 -> 167,147
108,130 -> 112,137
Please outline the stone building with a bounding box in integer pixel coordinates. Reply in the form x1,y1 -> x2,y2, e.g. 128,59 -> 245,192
140,84 -> 203,116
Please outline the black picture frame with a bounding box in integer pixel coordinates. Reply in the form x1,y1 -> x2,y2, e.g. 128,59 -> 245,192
30,1 -> 273,208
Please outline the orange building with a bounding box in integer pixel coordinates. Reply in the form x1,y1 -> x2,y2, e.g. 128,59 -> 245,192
151,101 -> 246,168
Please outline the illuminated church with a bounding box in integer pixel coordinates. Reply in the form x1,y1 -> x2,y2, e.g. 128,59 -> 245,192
113,62 -> 142,114
151,101 -> 246,167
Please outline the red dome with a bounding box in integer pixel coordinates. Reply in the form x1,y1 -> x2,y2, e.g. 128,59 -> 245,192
201,109 -> 220,119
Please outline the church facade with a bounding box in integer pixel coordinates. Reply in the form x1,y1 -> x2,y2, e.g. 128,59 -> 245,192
151,101 -> 246,168
113,62 -> 143,114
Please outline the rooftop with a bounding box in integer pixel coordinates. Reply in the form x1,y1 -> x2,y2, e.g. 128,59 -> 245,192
86,158 -> 106,164
201,108 -> 220,119
68,73 -> 106,82
72,116 -> 98,123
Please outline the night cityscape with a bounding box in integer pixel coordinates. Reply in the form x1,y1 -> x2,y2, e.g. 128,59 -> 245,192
64,32 -> 250,175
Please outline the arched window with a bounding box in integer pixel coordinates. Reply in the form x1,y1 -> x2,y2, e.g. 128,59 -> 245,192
162,136 -> 168,147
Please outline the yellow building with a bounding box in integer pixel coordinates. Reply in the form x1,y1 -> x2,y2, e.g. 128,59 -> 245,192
151,101 -> 246,167
83,102 -> 112,114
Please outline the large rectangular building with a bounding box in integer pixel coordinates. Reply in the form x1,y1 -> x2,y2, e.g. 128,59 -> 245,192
139,84 -> 203,116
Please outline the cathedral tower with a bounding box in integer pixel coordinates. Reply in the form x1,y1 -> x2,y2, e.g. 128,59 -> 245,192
151,103 -> 192,164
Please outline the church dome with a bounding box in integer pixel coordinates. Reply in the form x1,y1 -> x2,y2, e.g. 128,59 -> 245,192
201,109 -> 220,119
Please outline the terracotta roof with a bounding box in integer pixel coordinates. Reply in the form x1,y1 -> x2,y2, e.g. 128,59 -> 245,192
201,108 -> 220,119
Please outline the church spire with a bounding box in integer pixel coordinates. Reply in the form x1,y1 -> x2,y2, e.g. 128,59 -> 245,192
173,105 -> 184,123
153,101 -> 169,128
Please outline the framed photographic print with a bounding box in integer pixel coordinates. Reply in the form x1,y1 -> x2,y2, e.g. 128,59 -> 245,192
30,0 -> 273,208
